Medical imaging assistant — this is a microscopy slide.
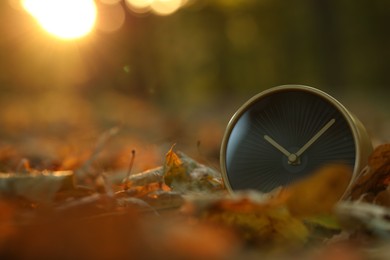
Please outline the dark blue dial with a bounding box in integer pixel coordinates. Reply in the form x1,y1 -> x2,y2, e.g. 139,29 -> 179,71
223,88 -> 356,192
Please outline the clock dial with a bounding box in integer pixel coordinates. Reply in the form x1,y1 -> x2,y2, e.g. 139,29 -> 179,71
223,89 -> 356,192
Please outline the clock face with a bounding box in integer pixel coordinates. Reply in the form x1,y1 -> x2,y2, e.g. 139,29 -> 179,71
222,88 -> 357,193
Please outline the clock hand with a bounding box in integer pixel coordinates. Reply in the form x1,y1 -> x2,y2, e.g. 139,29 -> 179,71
295,118 -> 336,157
264,135 -> 291,158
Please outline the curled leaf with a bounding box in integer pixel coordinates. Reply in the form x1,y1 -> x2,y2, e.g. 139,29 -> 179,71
164,145 -> 187,187
349,144 -> 390,201
121,150 -> 223,194
122,167 -> 164,189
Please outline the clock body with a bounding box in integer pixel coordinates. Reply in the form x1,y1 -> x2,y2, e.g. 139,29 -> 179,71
220,85 -> 372,194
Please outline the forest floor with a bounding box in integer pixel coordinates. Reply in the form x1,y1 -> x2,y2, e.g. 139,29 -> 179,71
0,89 -> 389,259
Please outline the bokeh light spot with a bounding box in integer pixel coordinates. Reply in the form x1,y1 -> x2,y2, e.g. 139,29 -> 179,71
22,0 -> 97,40
151,0 -> 182,16
96,2 -> 126,33
126,0 -> 154,9
125,0 -> 186,15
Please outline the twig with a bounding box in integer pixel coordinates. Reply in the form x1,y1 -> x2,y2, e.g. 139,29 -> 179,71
124,150 -> 136,184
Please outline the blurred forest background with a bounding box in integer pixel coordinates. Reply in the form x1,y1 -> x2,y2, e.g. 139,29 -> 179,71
0,0 -> 389,171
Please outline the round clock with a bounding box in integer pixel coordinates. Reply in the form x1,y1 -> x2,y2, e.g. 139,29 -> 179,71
220,85 -> 373,194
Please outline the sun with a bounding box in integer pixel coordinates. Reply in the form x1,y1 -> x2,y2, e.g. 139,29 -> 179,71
22,0 -> 97,40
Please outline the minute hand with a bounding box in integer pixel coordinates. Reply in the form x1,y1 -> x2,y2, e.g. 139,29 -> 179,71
295,118 -> 335,157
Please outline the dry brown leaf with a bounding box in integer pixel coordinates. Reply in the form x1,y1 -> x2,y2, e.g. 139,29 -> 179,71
117,182 -> 171,199
374,189 -> 390,207
0,171 -> 74,203
163,144 -> 187,186
349,144 -> 390,201
335,201 -> 390,239
280,164 -> 352,217
120,149 -> 223,194
142,190 -> 184,209
368,144 -> 390,172
192,195 -> 309,248
165,144 -> 182,167
121,167 -> 164,190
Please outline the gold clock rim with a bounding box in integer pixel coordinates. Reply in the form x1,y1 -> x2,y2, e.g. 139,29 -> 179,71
220,84 -> 373,197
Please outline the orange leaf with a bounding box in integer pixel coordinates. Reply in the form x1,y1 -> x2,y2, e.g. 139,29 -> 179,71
281,164 -> 352,217
164,144 -> 187,186
200,196 -> 308,247
165,144 -> 182,168
118,182 -> 171,199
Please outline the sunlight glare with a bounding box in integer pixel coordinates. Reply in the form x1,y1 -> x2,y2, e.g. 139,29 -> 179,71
150,0 -> 182,16
126,0 -> 154,9
125,0 -> 185,15
22,0 -> 97,40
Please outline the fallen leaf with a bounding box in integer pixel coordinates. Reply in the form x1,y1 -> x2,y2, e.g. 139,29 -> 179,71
335,201 -> 390,239
187,193 -> 309,248
374,189 -> 390,207
120,150 -> 223,193
349,144 -> 390,201
305,215 -> 341,230
121,167 -> 164,190
163,144 -> 187,187
0,171 -> 74,203
281,164 -> 352,217
118,182 -> 171,199
368,144 -> 390,172
142,190 -> 184,210
177,152 -> 224,192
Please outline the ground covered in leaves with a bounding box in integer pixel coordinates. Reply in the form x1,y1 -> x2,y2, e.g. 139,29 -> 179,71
0,92 -> 389,259
1,131 -> 390,259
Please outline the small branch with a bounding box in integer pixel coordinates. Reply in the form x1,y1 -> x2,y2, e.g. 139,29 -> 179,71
126,150 -> 136,181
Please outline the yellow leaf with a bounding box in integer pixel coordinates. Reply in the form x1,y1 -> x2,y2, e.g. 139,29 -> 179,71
305,215 -> 341,230
281,164 -> 352,218
165,144 -> 182,167
200,196 -> 309,248
164,144 -> 187,186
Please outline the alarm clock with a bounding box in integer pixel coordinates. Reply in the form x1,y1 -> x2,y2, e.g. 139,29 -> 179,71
220,85 -> 373,194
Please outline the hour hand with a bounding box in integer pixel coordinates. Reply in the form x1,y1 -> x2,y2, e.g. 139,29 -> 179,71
264,135 -> 291,158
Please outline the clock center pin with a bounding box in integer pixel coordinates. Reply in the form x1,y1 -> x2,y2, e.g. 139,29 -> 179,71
288,154 -> 300,165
